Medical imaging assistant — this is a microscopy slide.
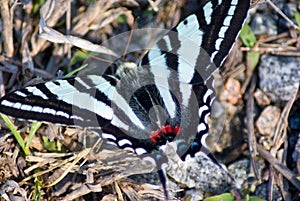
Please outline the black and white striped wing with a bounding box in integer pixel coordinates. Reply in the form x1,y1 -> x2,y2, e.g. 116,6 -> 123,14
0,75 -> 118,128
139,0 -> 250,156
0,0 -> 250,162
140,0 -> 250,84
0,71 -> 189,160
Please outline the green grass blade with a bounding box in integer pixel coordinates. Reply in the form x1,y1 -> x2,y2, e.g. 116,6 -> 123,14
63,64 -> 88,78
25,121 -> 42,150
0,113 -> 31,155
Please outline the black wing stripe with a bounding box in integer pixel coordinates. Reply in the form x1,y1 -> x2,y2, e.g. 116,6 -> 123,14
101,126 -> 158,155
0,90 -> 111,127
44,79 -> 114,122
200,0 -> 249,67
68,77 -> 113,108
212,0 -> 249,66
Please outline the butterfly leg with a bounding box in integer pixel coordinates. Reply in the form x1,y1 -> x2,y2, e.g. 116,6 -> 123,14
157,169 -> 169,201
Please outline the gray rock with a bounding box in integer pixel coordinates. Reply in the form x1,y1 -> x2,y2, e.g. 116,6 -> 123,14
259,55 -> 300,102
251,13 -> 277,35
254,183 -> 283,201
165,145 -> 231,194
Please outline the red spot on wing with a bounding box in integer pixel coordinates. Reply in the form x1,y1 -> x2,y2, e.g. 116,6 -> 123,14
162,125 -> 180,135
149,130 -> 162,143
149,125 -> 181,144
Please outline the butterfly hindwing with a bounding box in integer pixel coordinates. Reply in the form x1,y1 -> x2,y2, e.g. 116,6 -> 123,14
140,0 -> 250,84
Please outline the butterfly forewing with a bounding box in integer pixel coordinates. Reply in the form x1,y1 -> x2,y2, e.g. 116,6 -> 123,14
0,75 -> 118,127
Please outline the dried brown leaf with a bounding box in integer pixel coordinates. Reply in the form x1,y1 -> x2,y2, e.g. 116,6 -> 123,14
39,18 -> 117,56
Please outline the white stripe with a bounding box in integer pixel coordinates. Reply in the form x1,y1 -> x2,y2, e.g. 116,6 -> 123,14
70,115 -> 84,121
149,65 -> 177,118
211,51 -> 218,61
74,77 -> 90,89
197,122 -> 207,132
45,79 -> 114,121
111,115 -> 129,130
177,14 -> 200,36
15,91 -> 27,97
204,112 -> 210,124
203,89 -> 213,103
148,54 -> 169,70
231,0 -> 238,5
215,38 -> 223,50
228,5 -> 236,16
177,59 -> 196,83
177,14 -> 203,83
118,139 -> 132,147
32,106 -> 43,113
210,96 -> 216,105
203,2 -> 213,24
198,105 -> 209,116
13,102 -> 21,109
26,86 -> 48,100
147,44 -> 162,63
20,104 -> 32,111
223,15 -> 233,26
43,108 -> 56,115
219,26 -> 228,38
102,133 -> 117,141
156,85 -> 177,118
56,111 -> 69,118
87,76 -> 144,129
135,148 -> 147,155
201,133 -> 209,148
1,100 -> 14,107
162,36 -> 172,51
180,83 -> 192,107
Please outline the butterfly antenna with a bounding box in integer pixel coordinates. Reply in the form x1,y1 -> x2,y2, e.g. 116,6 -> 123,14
77,49 -> 114,64
122,17 -> 138,60
157,169 -> 169,201
206,152 -> 241,189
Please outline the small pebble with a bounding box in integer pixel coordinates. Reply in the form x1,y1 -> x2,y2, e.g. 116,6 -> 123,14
255,106 -> 281,136
223,78 -> 241,105
254,89 -> 271,107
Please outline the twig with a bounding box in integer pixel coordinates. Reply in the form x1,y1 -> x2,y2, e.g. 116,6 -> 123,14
246,74 -> 260,180
122,17 -> 138,61
0,0 -> 14,57
266,0 -> 299,30
257,144 -> 300,191
272,83 -> 299,153
268,168 -> 275,201
258,32 -> 289,44
66,0 -> 71,72
0,71 -> 4,97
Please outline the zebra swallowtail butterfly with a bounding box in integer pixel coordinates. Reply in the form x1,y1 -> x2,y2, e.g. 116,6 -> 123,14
0,0 -> 250,199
